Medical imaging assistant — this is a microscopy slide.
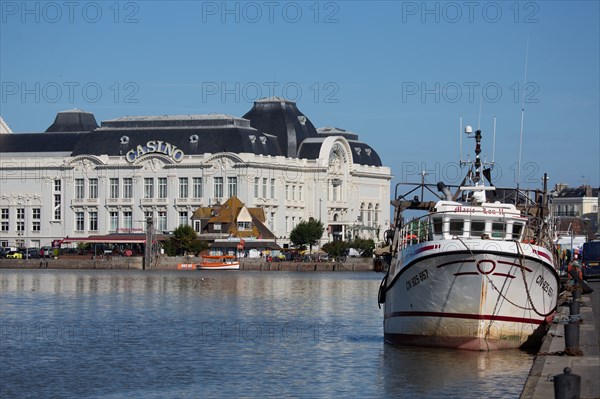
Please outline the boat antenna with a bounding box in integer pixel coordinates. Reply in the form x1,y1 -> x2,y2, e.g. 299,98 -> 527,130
459,116 -> 463,165
517,37 -> 530,195
477,92 -> 483,131
492,115 -> 497,165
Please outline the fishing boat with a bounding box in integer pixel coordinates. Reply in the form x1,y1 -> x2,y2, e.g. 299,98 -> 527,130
378,125 -> 559,350
197,255 -> 240,270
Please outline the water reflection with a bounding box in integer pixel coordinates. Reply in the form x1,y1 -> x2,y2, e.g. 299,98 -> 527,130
381,344 -> 533,398
1,270 -> 532,399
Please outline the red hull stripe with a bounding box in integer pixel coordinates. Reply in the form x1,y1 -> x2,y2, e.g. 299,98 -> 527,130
492,273 -> 516,278
437,259 -> 476,269
497,260 -> 533,272
388,311 -> 544,325
533,249 -> 552,262
415,244 -> 439,255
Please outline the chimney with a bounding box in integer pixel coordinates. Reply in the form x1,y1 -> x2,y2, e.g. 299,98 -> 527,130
583,185 -> 592,197
554,183 -> 568,194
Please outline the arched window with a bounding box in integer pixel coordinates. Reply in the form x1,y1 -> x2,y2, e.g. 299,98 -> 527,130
367,203 -> 373,226
374,204 -> 379,225
360,203 -> 365,224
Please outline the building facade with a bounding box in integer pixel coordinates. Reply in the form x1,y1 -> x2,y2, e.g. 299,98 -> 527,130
0,98 -> 391,249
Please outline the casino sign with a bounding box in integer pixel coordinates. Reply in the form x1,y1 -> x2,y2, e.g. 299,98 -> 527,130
125,140 -> 184,163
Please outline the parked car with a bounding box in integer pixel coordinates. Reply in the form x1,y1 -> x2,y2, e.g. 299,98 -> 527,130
23,248 -> 41,259
582,241 -> 600,280
0,248 -> 8,258
6,251 -> 23,259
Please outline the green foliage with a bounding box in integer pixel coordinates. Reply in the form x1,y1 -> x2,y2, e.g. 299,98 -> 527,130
322,240 -> 348,261
77,242 -> 90,251
189,239 -> 209,256
289,218 -> 324,252
348,237 -> 375,257
167,224 -> 205,256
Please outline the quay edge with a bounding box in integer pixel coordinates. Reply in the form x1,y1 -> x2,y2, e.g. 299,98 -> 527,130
520,285 -> 600,399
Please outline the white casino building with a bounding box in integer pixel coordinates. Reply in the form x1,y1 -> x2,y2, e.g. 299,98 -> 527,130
0,98 -> 391,249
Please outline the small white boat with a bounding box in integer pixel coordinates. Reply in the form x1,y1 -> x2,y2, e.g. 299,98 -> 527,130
379,125 -> 559,350
197,255 -> 240,270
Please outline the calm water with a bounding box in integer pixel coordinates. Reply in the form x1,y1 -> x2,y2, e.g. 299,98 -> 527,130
0,270 -> 533,398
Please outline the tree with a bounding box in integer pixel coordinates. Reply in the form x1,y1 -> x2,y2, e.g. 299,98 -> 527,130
349,237 -> 375,257
289,218 -> 324,254
322,240 -> 348,262
169,224 -> 204,256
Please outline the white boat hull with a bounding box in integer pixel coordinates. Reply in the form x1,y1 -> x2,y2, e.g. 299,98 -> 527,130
197,263 -> 240,270
383,240 -> 559,350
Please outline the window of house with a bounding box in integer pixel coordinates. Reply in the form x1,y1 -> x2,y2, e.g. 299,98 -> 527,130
228,177 -> 237,198
179,211 -> 188,226
237,221 -> 251,230
89,179 -> 98,199
158,178 -> 167,199
75,179 -> 85,199
179,178 -> 189,198
110,212 -> 119,231
144,178 -> 154,199
123,211 -> 132,230
75,212 -> 84,231
214,177 -> 223,199
270,179 -> 276,199
32,209 -> 41,232
193,177 -> 203,198
254,177 -> 260,197
158,211 -> 167,231
123,178 -> 132,199
54,194 -> 61,220
89,211 -> 98,231
109,178 -> 119,199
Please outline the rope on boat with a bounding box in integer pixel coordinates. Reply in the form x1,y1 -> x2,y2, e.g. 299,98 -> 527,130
516,241 -> 556,318
454,237 -> 549,315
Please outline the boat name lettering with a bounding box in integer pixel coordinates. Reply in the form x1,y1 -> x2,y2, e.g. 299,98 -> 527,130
125,140 -> 185,163
535,275 -> 553,298
406,269 -> 429,291
453,206 -> 505,215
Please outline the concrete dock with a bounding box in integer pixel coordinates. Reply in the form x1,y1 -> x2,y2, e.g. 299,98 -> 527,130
521,281 -> 600,398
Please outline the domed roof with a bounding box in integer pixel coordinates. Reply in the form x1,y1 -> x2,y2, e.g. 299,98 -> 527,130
242,97 -> 318,158
71,114 -> 282,157
45,109 -> 99,132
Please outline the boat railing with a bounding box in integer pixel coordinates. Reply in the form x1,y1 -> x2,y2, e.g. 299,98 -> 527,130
396,211 -> 556,255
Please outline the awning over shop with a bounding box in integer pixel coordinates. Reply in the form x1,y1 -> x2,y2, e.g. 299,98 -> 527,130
62,234 -> 168,244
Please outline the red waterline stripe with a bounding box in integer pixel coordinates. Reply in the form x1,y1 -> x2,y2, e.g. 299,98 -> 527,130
389,311 -> 544,325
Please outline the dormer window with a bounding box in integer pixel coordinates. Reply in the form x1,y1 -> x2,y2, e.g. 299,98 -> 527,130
237,221 -> 251,231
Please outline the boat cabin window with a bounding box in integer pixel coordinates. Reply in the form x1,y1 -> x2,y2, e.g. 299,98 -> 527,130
470,221 -> 486,238
491,222 -> 505,239
512,222 -> 524,240
432,217 -> 443,239
449,219 -> 464,236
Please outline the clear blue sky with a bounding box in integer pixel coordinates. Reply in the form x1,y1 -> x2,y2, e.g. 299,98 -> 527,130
1,1 -> 599,191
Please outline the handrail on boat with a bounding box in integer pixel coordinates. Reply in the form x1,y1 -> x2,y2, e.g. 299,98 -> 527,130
394,210 -> 556,256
